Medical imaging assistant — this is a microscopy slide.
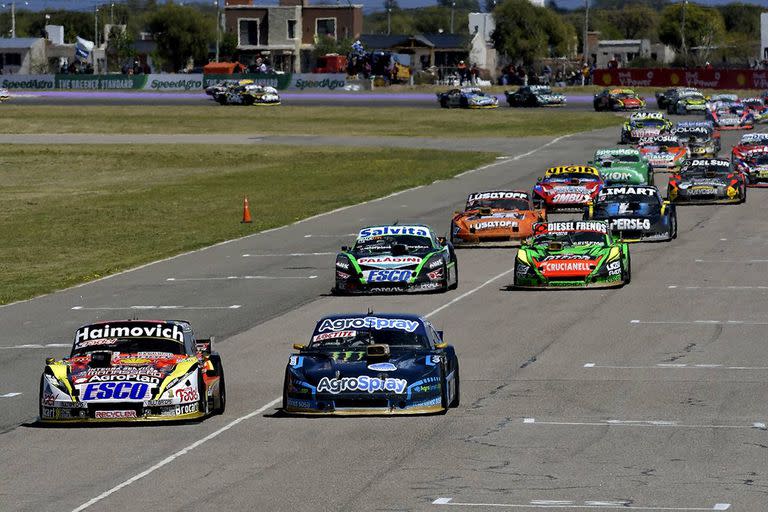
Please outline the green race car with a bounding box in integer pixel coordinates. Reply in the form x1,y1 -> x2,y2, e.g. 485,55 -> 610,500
591,148 -> 653,186
513,220 -> 630,289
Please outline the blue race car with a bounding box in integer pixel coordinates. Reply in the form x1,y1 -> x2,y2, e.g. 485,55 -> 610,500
437,87 -> 499,109
283,313 -> 460,415
585,185 -> 677,242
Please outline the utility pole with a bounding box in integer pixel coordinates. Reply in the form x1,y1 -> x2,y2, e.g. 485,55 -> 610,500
110,2 -> 114,25
450,1 -> 455,34
215,0 -> 220,61
680,0 -> 688,66
582,0 -> 589,85
94,7 -> 98,45
387,0 -> 391,35
11,1 -> 15,38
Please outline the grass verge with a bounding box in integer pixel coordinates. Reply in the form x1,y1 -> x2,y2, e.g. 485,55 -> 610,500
0,105 -> 622,138
0,144 -> 495,304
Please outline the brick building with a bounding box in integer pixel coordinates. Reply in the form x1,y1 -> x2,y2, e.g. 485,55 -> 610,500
224,0 -> 363,72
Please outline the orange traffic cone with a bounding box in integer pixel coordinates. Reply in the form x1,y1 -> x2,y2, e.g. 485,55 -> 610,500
241,196 -> 252,224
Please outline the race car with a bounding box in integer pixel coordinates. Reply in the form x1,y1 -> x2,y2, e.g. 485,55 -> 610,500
594,88 -> 645,111
333,225 -> 458,294
214,81 -> 281,106
450,190 -> 545,247
620,112 -> 672,144
668,158 -> 746,204
672,121 -> 720,157
532,165 -> 603,212
205,81 -> 230,97
591,148 -> 653,185
513,220 -> 630,289
732,145 -> 768,187
637,135 -> 688,171
706,100 -> 754,130
39,320 -> 225,423
282,312 -> 459,415
655,87 -> 699,110
666,90 -> 708,115
0,88 -> 9,102
710,93 -> 739,105
505,85 -> 566,107
437,87 -> 498,109
742,97 -> 768,122
731,132 -> 768,164
585,185 -> 676,242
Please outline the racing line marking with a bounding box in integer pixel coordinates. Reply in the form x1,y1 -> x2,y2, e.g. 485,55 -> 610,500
241,252 -> 335,257
668,285 -> 768,290
631,319 -> 768,325
432,497 -> 731,510
521,417 -> 764,431
0,392 -> 22,398
70,266 -> 517,512
695,259 -> 768,263
0,343 -> 70,350
71,305 -> 242,310
584,363 -> 768,371
303,233 -> 356,238
165,275 -> 317,281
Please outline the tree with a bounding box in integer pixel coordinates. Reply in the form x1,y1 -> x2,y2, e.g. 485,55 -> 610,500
491,0 -> 575,65
106,26 -> 135,72
607,4 -> 658,39
658,3 -> 725,66
147,4 -> 213,72
219,31 -> 239,61
718,3 -> 764,39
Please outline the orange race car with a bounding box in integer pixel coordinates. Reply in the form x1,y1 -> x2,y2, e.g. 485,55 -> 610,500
450,190 -> 545,247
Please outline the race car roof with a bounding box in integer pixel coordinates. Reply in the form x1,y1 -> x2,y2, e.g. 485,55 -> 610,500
545,165 -> 599,176
597,185 -> 659,200
74,320 -> 187,344
313,313 -> 428,336
595,148 -> 641,156
357,225 -> 433,239
467,191 -> 529,202
630,112 -> 664,120
740,133 -> 768,144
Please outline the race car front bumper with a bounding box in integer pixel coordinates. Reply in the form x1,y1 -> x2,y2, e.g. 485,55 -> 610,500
452,232 -> 529,247
39,401 -> 206,423
513,277 -> 626,289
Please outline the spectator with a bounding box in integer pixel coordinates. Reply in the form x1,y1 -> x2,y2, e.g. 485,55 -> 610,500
542,63 -> 552,85
470,63 -> 479,85
457,60 -> 468,85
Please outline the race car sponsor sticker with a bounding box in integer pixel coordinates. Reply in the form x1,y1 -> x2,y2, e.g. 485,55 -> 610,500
552,193 -> 590,203
595,148 -> 639,156
600,186 -> 656,197
358,226 -> 430,239
317,317 -> 420,333
367,362 -> 398,372
75,323 -> 184,344
363,269 -> 413,282
610,218 -> 652,230
357,256 -> 421,269
688,159 -> 729,167
82,382 -> 150,401
539,261 -> 593,272
472,220 -> 514,230
541,254 -> 594,261
313,330 -> 357,342
95,410 -> 138,419
467,191 -> 529,201
546,165 -> 599,175
603,172 -> 633,181
535,221 -> 608,234
317,376 -> 407,394
175,386 -> 199,403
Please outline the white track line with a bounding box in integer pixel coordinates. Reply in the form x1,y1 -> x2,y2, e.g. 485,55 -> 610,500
668,285 -> 768,290
630,319 -> 768,325
165,275 -> 317,282
1,132 -> 576,311
522,417 -> 763,430
0,392 -> 22,398
0,343 -> 70,350
71,266 -> 515,511
584,362 -> 768,370
695,259 -> 768,263
71,305 -> 242,311
432,497 -> 730,510
242,252 -> 335,257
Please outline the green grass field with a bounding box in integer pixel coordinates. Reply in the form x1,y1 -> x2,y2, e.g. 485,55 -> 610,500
0,144 -> 495,304
0,105 -> 622,138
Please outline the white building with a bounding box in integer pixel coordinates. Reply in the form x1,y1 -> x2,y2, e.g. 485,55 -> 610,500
0,38 -> 46,74
468,12 -> 497,76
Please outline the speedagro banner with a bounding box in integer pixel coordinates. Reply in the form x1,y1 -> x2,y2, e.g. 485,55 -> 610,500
288,74 -> 346,91
202,73 -> 292,90
142,74 -> 203,91
1,74 -> 55,89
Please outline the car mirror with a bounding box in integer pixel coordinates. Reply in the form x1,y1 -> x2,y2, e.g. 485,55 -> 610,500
45,357 -> 55,365
436,330 -> 444,341
437,236 -> 447,246
340,246 -> 349,252
292,343 -> 306,351
536,177 -> 542,183
434,342 -> 448,349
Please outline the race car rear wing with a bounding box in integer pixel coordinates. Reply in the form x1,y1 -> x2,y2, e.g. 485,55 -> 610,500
196,337 -> 215,354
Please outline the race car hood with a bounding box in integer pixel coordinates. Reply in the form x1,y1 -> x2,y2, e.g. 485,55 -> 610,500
594,202 -> 660,217
291,350 -> 439,394
618,97 -> 643,107
528,245 -> 607,278
678,177 -> 729,188
536,93 -> 566,104
65,353 -> 193,402
455,209 -> 529,232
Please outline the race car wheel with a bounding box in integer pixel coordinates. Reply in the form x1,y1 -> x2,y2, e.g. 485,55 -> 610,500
669,214 -> 677,240
532,196 -> 545,209
448,262 -> 459,291
38,374 -> 45,421
624,252 -> 632,284
647,169 -> 655,187
209,354 -> 226,415
449,361 -> 460,408
282,370 -> 289,411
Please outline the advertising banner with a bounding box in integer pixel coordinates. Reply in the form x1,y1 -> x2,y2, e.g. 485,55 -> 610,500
55,75 -> 147,90
288,74 -> 347,91
1,74 -> 55,89
202,73 -> 291,90
595,68 -> 768,90
142,74 -> 203,91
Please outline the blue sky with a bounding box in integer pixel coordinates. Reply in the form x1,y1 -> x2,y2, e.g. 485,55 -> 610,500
11,0 -> 768,14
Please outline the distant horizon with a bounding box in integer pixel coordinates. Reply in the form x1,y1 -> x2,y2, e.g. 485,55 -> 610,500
7,0 -> 768,15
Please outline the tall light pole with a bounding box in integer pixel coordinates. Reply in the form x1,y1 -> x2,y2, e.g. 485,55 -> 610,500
110,2 -> 114,25
11,1 -> 15,38
94,7 -> 99,45
387,0 -> 391,35
450,1 -> 455,34
582,0 -> 589,85
680,0 -> 688,66
215,0 -> 220,61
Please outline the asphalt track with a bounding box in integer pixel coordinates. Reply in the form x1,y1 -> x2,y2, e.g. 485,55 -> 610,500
1,118 -> 767,511
8,90 -> 595,110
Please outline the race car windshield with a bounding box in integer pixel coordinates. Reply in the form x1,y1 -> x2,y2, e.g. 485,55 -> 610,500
633,119 -> 665,128
546,173 -> 599,182
309,330 -> 429,350
467,198 -> 529,210
613,93 -> 637,99
71,338 -> 185,357
596,194 -> 658,207
681,167 -> 729,177
354,235 -> 432,253
533,231 -> 606,246
748,154 -> 768,165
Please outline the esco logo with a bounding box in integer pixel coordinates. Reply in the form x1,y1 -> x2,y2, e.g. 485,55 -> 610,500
83,382 -> 149,400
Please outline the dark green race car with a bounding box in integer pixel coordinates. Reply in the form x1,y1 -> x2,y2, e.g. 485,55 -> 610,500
591,148 -> 653,185
513,220 -> 630,289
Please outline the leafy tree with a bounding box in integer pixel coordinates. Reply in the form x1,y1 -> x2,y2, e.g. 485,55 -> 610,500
219,31 -> 239,61
491,0 -> 575,65
658,3 -> 725,65
717,3 -> 765,39
106,26 -> 135,71
607,4 -> 658,39
312,35 -> 354,59
147,3 -> 213,72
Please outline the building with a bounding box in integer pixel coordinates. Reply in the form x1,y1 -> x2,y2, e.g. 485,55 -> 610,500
358,33 -> 468,70
467,12 -> 496,76
0,38 -> 46,74
224,0 -> 363,72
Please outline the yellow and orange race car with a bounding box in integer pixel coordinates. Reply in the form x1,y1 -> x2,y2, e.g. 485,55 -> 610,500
450,190 -> 545,247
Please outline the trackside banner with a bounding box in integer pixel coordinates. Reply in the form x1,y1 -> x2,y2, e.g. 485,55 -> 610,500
595,68 -> 768,90
143,74 -> 203,91
202,73 -> 292,89
1,74 -> 55,89
53,74 -> 204,90
288,73 -> 346,91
